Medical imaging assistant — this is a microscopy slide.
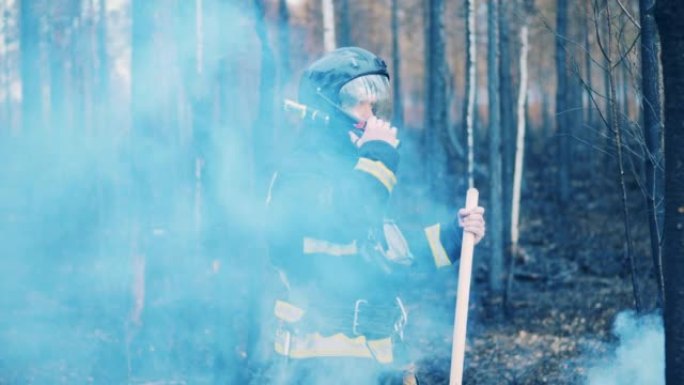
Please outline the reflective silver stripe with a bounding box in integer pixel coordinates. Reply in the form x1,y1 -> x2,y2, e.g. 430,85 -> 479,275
354,157 -> 397,193
265,172 -> 278,205
274,331 -> 394,364
424,223 -> 451,268
303,237 -> 358,256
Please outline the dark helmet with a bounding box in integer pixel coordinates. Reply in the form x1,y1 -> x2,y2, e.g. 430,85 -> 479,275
298,47 -> 390,120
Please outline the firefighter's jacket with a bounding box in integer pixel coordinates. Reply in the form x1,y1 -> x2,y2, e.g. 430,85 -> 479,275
266,124 -> 462,364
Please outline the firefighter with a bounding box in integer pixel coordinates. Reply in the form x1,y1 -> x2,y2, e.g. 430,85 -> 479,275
264,47 -> 485,385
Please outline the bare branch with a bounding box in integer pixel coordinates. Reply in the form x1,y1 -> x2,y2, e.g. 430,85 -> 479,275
567,133 -> 615,158
593,0 -> 611,63
572,60 -> 610,128
530,5 -> 608,72
616,0 -> 640,29
611,30 -> 640,70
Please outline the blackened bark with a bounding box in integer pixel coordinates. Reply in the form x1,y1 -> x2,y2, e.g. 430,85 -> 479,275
132,0 -> 155,138
555,0 -> 570,205
655,0 -> 684,382
488,0 -> 503,295
391,0 -> 404,128
640,0 -> 665,307
96,0 -> 109,134
278,0 -> 290,85
20,0 -> 42,133
2,9 -> 11,132
584,0 -> 593,128
425,0 -> 448,195
49,25 -> 66,131
499,1 -> 514,252
253,0 -> 276,194
128,0 -> 158,377
337,0 -> 351,47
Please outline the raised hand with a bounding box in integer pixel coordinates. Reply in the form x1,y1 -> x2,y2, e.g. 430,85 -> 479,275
349,116 -> 399,148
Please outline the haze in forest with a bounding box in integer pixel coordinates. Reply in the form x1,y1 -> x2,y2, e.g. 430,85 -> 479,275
1,0 -> 682,384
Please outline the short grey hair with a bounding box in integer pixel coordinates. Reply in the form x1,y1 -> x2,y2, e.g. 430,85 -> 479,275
338,74 -> 391,113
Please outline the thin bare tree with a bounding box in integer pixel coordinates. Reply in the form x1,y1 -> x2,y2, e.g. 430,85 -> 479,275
464,0 -> 477,188
602,0 -> 642,312
556,0 -> 571,209
506,0 -> 531,311
391,0 -> 404,128
487,0 -> 504,296
20,0 -> 43,134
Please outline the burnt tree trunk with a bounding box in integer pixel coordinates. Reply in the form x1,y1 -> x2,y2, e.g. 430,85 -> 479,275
128,0 -> 159,376
487,0 -> 503,296
555,0 -> 570,207
425,0 -> 448,197
337,0 -> 351,47
20,0 -> 43,133
499,1 -> 514,255
278,0 -> 290,86
1,6 -> 12,132
391,0 -> 404,128
96,0 -> 109,134
584,0 -> 594,129
655,0 -> 684,382
253,0 -> 276,194
640,0 -> 665,307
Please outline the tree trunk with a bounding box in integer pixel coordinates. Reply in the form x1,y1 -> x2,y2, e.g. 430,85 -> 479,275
129,0 -> 158,374
555,0 -> 570,205
655,0 -> 684,382
584,0 -> 594,128
96,0 -> 109,134
391,0 -> 404,128
20,0 -> 43,134
487,0 -> 503,295
2,4 -> 13,133
640,0 -> 665,307
321,0 -> 336,52
464,0 -> 477,188
337,0 -> 351,47
601,3 -> 612,155
276,0 -> 291,153
49,2 -> 73,133
278,0 -> 291,86
253,0 -> 276,195
507,15 -> 530,312
499,1 -> 514,255
425,0 -> 448,196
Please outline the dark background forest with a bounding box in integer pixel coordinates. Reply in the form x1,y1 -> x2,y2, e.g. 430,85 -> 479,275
0,0 -> 683,384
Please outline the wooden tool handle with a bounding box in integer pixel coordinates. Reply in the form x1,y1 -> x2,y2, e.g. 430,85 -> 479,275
450,188 -> 479,385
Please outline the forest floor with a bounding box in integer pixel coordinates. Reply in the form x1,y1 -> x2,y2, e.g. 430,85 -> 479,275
405,148 -> 659,385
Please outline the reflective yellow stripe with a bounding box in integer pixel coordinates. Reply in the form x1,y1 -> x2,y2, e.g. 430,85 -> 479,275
367,337 -> 393,363
274,330 -> 393,364
354,157 -> 397,193
303,237 -> 357,256
425,223 -> 451,268
274,300 -> 305,323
